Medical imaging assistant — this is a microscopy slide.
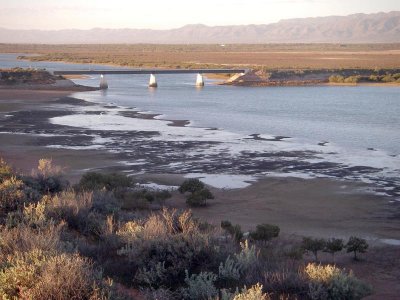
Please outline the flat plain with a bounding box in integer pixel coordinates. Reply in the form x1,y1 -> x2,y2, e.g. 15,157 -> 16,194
1,43 -> 400,70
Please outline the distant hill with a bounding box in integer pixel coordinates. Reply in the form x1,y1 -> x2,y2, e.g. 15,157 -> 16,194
0,11 -> 399,44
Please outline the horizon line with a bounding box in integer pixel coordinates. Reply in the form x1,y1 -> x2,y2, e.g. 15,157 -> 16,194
0,10 -> 398,32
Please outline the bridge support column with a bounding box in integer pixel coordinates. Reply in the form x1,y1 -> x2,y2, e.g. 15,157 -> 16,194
149,74 -> 157,87
99,74 -> 108,89
195,73 -> 204,87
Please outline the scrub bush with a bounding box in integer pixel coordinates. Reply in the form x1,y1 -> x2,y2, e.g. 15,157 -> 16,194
179,178 -> 214,207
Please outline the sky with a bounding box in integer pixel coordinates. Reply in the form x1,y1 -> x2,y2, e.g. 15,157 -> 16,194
0,0 -> 399,30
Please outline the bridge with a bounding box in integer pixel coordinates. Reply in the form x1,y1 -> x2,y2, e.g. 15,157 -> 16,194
53,68 -> 248,88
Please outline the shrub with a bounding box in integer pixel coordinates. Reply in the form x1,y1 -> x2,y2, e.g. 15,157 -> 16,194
142,287 -> 176,300
0,223 -> 63,256
45,190 -> 94,233
22,200 -> 49,228
344,75 -> 361,84
0,249 -> 113,300
115,188 -> 171,210
0,158 -> 13,181
393,73 -> 400,80
135,261 -> 169,288
221,220 -> 243,242
179,178 -> 214,207
329,75 -> 344,83
92,190 -> 120,214
116,220 -> 144,242
368,75 -> 379,81
118,209 -> 219,288
235,240 -> 258,273
304,263 -> 371,300
324,238 -> 344,262
233,283 -> 270,300
305,264 -> 341,284
77,172 -> 133,191
302,237 -> 326,261
218,256 -> 241,283
0,176 -> 27,213
178,178 -> 205,194
346,237 -> 368,260
381,74 -> 395,82
249,224 -> 280,242
182,270 -> 218,300
24,158 -> 68,194
328,271 -> 372,299
186,188 -> 214,207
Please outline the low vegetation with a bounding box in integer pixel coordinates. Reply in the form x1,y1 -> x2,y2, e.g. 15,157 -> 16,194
0,68 -> 59,85
329,72 -> 400,84
178,178 -> 214,207
1,43 -> 400,70
0,157 -> 373,299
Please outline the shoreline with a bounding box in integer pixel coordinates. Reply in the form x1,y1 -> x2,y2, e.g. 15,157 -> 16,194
11,54 -> 400,88
223,80 -> 400,87
0,87 -> 399,242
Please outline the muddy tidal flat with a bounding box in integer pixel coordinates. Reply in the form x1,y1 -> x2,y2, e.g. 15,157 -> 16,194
0,88 -> 399,241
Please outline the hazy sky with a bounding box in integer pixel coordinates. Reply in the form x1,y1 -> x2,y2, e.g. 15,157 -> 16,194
0,0 -> 399,30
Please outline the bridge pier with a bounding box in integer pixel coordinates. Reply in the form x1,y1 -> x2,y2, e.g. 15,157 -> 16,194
149,74 -> 157,87
99,74 -> 108,89
195,73 -> 204,87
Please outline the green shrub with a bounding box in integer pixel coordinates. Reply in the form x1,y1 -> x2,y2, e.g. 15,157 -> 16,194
179,179 -> 214,207
235,240 -> 258,272
178,178 -> 205,194
92,190 -> 120,214
324,238 -> 344,262
218,256 -> 241,283
186,188 -> 214,207
302,237 -> 326,261
118,209 -> 219,288
221,220 -> 243,242
116,188 -> 171,210
304,263 -> 371,300
135,261 -> 169,288
77,172 -> 133,191
328,271 -> 372,299
346,237 -> 368,260
249,224 -> 280,242
182,270 -> 218,300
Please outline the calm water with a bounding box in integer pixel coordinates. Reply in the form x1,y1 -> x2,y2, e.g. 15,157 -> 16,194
1,53 -> 400,157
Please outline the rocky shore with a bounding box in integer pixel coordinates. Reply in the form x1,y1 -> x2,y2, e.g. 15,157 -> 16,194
0,68 -> 99,91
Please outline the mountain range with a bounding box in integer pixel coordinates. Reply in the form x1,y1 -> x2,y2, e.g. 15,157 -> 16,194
0,11 -> 399,44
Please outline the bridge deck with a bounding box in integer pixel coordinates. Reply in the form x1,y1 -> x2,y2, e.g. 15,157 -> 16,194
53,69 -> 247,75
